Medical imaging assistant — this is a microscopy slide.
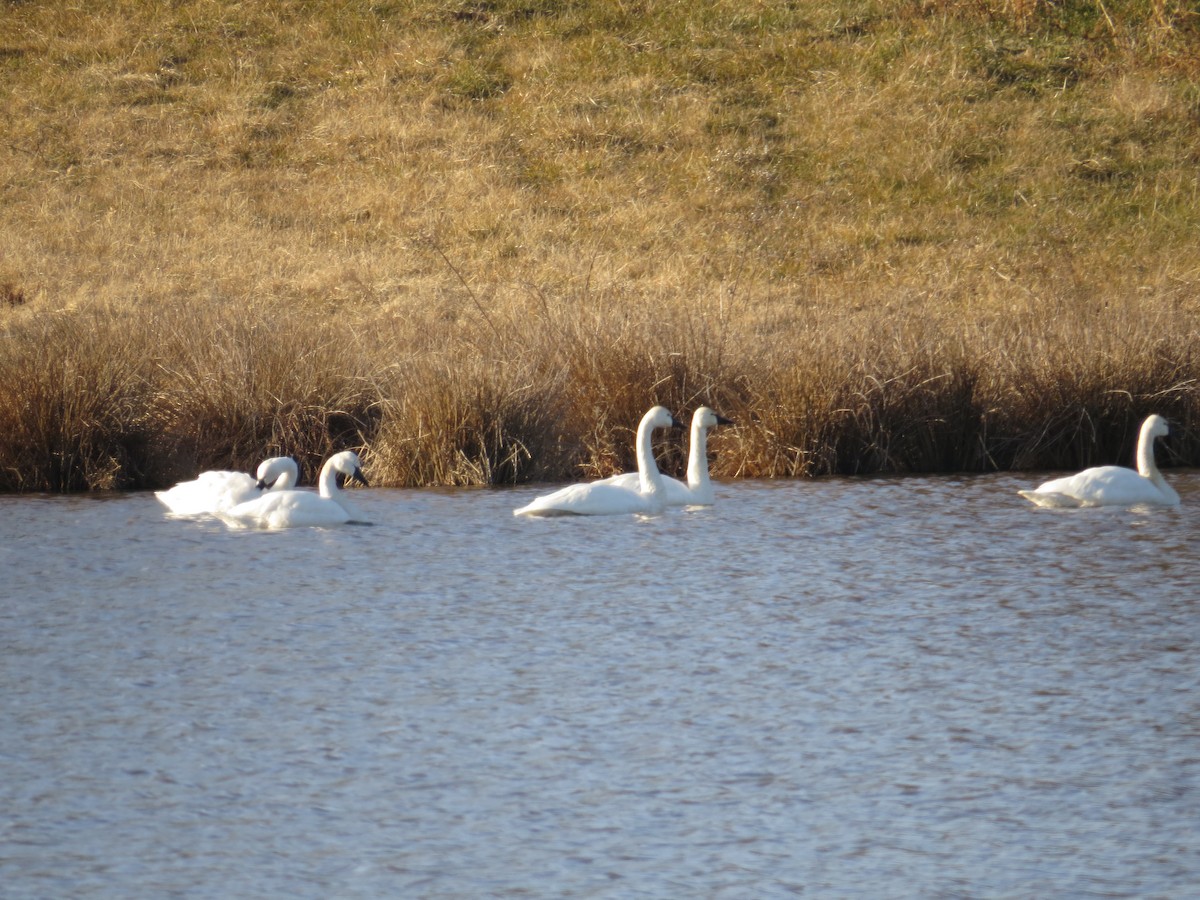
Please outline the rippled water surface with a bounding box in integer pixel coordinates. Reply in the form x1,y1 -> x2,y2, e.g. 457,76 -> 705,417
2,473 -> 1199,898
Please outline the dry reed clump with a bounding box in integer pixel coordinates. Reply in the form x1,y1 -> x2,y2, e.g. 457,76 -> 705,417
711,314 -> 986,479
367,283 -> 741,487
684,287 -> 1200,480
0,285 -> 1197,492
499,285 -> 751,483
0,308 -> 157,491
0,300 -> 383,492
368,349 -> 569,487
970,294 -> 1200,470
147,301 -> 382,487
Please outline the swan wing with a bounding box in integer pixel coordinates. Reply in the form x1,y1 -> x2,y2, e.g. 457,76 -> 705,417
218,490 -> 352,529
594,471 -> 699,505
514,481 -> 658,517
593,471 -> 641,491
156,470 -> 259,516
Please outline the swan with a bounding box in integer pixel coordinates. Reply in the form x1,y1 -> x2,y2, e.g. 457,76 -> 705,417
595,406 -> 733,506
155,456 -> 299,516
1019,414 -> 1180,508
513,406 -> 684,517
217,451 -> 369,529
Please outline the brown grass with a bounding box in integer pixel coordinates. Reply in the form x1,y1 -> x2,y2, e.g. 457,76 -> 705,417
1,1 -> 1198,490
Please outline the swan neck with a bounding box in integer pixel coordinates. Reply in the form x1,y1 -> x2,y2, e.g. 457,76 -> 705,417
1135,421 -> 1159,479
1135,421 -> 1179,503
318,460 -> 340,498
686,422 -> 710,489
636,418 -> 663,494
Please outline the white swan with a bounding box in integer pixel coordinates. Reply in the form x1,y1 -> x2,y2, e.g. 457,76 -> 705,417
1019,414 -> 1180,508
218,451 -> 369,529
513,406 -> 684,517
155,456 -> 299,516
595,406 -> 733,506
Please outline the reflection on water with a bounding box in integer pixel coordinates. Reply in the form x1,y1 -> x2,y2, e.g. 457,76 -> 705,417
2,473 -> 1199,897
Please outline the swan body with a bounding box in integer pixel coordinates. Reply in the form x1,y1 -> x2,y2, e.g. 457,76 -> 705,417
218,451 -> 369,529
155,456 -> 298,516
596,407 -> 733,506
514,406 -> 684,517
1019,414 -> 1180,508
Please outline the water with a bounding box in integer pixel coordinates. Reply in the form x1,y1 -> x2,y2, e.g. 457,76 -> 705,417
2,473 -> 1198,898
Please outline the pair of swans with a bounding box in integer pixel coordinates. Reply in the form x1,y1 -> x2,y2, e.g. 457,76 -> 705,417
157,451 -> 369,528
1019,414 -> 1180,508
513,406 -> 733,518
155,456 -> 299,516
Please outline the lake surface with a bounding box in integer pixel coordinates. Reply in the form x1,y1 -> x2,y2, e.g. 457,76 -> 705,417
2,472 -> 1199,898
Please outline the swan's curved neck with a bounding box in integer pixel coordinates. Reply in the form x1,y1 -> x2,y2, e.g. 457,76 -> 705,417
686,421 -> 710,489
1135,420 -> 1159,479
317,461 -> 340,499
1136,421 -> 1179,503
636,419 -> 664,495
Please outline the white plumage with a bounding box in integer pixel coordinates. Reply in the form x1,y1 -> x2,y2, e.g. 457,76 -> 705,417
514,406 -> 684,517
595,406 -> 732,506
155,456 -> 298,517
1019,414 -> 1179,508
218,451 -> 369,529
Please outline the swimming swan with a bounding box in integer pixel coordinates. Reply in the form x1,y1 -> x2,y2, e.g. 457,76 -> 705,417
513,406 -> 684,517
155,456 -> 299,516
595,406 -> 734,506
1019,414 -> 1180,508
218,451 -> 369,529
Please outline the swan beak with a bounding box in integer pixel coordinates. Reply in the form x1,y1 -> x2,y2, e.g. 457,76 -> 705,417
255,478 -> 270,490
350,468 -> 369,488
670,415 -> 685,429
715,414 -> 735,426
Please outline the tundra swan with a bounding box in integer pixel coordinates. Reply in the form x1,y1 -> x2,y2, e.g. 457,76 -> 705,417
155,456 -> 298,516
513,406 -> 684,517
596,406 -> 733,506
1019,414 -> 1180,508
218,451 -> 369,529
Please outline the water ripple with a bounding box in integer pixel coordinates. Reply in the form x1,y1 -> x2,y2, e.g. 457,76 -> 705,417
2,473 -> 1199,897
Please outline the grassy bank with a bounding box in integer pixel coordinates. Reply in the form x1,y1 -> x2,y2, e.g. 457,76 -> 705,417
2,0 -> 1199,491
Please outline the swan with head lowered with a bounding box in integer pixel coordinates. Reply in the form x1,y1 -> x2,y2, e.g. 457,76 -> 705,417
218,451 -> 369,528
595,406 -> 733,506
513,406 -> 685,517
156,456 -> 299,517
1019,414 -> 1180,508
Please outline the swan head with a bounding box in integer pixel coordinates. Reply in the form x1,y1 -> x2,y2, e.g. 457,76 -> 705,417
255,456 -> 298,490
694,407 -> 734,430
330,450 -> 369,487
643,405 -> 685,431
1143,414 -> 1170,441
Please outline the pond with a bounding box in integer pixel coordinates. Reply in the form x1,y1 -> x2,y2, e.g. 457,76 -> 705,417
2,472 -> 1198,897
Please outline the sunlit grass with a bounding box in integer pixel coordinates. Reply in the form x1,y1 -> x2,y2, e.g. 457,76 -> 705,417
1,0 -> 1198,490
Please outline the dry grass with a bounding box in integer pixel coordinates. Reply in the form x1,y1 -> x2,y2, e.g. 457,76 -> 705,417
1,0 -> 1199,490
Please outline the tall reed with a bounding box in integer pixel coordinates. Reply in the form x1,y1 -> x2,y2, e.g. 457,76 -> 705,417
1,287 -> 1196,492
147,302 -> 381,486
0,308 -> 156,491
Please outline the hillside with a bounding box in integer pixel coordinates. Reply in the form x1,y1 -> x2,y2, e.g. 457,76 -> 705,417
2,0 -> 1199,489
